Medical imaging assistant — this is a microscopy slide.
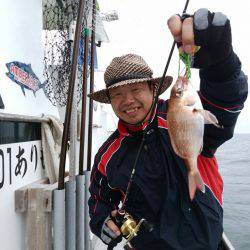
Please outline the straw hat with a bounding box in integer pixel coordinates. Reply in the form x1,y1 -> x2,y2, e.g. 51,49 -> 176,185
88,54 -> 173,103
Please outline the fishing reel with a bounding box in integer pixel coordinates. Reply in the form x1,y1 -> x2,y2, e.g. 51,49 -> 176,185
113,209 -> 154,248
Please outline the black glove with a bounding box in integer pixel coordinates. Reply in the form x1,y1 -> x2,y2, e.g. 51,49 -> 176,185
100,215 -> 122,246
192,8 -> 232,69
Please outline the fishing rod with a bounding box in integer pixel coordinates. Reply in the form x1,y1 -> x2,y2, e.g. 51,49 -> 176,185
79,27 -> 90,175
87,0 -> 96,171
106,2 -> 191,249
120,0 -> 190,211
58,0 -> 86,190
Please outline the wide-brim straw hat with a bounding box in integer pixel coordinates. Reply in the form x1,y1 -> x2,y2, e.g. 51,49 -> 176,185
88,54 -> 173,103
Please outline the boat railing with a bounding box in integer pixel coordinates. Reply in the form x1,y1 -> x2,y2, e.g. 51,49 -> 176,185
0,112 -> 50,123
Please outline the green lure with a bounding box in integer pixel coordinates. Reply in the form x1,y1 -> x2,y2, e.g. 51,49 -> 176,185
179,51 -> 192,80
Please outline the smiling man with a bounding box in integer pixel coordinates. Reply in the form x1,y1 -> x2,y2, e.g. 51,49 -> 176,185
87,9 -> 248,250
109,82 -> 154,124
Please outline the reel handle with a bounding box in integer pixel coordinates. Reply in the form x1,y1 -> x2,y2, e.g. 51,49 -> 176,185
107,210 -> 124,250
113,209 -> 126,227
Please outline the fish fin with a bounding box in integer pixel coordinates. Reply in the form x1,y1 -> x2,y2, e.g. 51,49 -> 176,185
194,109 -> 221,128
188,171 -> 205,200
21,86 -> 26,96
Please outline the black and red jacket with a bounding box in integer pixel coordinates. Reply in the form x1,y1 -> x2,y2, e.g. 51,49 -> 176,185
88,52 -> 248,250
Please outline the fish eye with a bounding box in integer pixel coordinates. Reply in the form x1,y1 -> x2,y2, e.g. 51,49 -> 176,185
176,88 -> 183,98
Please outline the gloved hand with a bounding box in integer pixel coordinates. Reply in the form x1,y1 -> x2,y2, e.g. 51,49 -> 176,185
168,8 -> 232,69
100,211 -> 122,246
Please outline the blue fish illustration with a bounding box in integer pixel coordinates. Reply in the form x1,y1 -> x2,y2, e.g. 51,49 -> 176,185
6,61 -> 43,96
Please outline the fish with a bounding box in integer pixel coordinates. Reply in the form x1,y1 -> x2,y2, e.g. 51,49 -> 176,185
167,76 -> 220,200
6,61 -> 43,96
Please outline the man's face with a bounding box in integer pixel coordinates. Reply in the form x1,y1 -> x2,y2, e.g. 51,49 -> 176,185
109,82 -> 154,124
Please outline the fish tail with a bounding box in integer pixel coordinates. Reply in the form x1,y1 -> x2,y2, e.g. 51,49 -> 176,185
188,171 -> 205,200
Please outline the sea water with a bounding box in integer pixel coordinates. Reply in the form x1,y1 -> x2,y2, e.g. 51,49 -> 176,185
216,133 -> 250,250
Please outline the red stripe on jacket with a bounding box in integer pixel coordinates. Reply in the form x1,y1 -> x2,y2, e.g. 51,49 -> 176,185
97,137 -> 124,176
198,155 -> 223,205
198,91 -> 243,110
157,116 -> 168,129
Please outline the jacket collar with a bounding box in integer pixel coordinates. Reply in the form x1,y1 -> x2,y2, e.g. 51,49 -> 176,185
117,105 -> 157,136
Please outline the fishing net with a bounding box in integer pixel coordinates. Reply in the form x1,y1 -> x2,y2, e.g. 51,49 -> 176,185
42,0 -> 94,107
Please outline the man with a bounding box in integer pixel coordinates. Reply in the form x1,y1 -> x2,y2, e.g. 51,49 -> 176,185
88,9 -> 248,250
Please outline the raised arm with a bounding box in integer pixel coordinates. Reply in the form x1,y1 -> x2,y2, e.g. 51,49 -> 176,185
168,8 -> 248,157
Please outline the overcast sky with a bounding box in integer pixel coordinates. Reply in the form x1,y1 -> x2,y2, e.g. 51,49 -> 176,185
96,0 -> 250,133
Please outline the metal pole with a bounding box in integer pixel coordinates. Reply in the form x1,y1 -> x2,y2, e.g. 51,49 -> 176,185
76,175 -> 85,250
87,0 -> 96,171
53,189 -> 65,250
84,2 -> 96,249
65,181 -> 76,250
84,170 -> 91,250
